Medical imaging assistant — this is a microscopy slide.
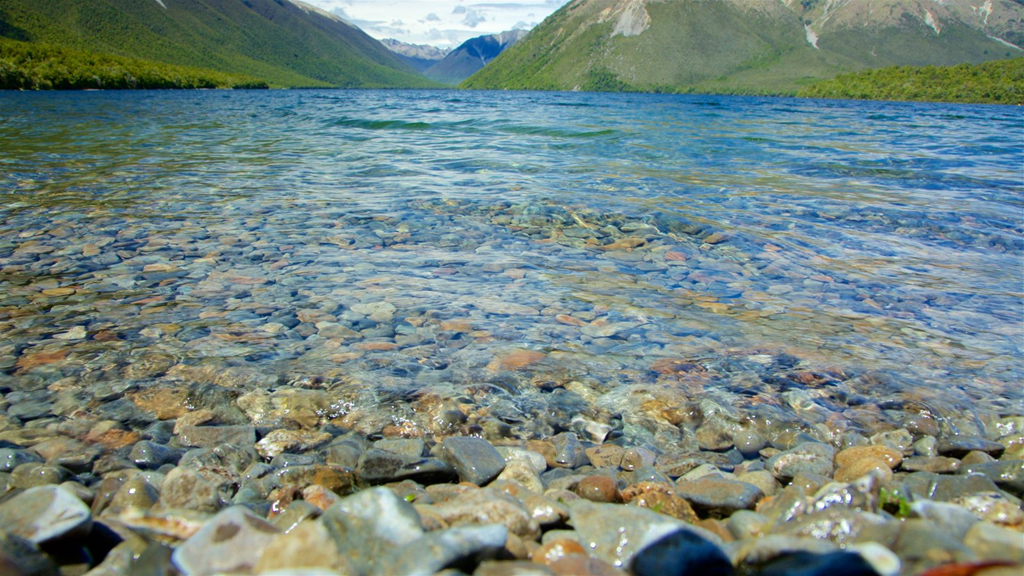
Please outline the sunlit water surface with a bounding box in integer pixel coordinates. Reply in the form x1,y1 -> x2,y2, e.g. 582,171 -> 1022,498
1,90 -> 1021,445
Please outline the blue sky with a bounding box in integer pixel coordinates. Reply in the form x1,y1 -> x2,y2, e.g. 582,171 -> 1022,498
304,0 -> 571,48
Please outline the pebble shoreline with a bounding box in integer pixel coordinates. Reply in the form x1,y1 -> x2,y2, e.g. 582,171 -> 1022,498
0,412 -> 1021,575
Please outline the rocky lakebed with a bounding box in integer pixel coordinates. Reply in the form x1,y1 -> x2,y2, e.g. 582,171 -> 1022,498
0,90 -> 1021,575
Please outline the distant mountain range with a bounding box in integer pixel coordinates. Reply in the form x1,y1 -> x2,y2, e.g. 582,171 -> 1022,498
380,39 -> 451,73
463,0 -> 1024,94
422,30 -> 528,85
0,0 -> 435,88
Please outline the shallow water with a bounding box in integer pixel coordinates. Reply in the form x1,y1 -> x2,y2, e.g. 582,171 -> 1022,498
0,89 -> 1021,446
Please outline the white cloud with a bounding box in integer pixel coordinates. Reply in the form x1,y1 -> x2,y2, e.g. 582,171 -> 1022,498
308,0 -> 570,48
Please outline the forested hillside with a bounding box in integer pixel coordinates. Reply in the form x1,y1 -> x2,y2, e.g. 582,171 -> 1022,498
0,0 -> 436,88
798,58 -> 1024,105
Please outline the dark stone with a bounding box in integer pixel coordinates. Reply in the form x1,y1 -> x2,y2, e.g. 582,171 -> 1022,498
0,448 -> 43,473
937,436 -> 1005,459
130,441 -> 185,470
631,527 -> 734,576
356,449 -> 457,485
961,460 -> 1024,495
901,471 -> 1001,502
755,551 -> 879,576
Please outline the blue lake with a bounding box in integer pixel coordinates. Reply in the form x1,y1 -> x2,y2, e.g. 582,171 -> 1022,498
0,89 -> 1021,445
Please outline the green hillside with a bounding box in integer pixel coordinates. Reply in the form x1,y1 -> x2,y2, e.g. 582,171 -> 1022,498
463,0 -> 1024,95
798,58 -> 1024,105
0,37 -> 266,89
0,0 -> 437,88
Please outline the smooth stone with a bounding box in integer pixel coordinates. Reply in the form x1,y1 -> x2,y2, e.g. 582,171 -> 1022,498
495,447 -> 547,473
523,494 -> 570,526
963,521 -> 1024,563
0,485 -> 92,544
548,555 -> 626,576
890,519 -> 974,572
330,487 -> 424,545
576,475 -> 619,503
532,538 -> 587,566
902,471 -> 1001,502
631,527 -> 734,576
177,425 -> 256,449
909,500 -> 979,540
726,510 -> 771,540
586,445 -> 625,469
753,551 -> 879,576
8,462 -> 67,489
550,433 -> 588,469
834,458 -> 894,483
733,430 -> 767,457
158,466 -> 235,512
848,542 -> 901,576
256,429 -> 332,459
621,447 -> 657,471
374,438 -> 426,458
938,436 -> 1006,459
869,429 -> 914,454
356,449 -> 458,485
0,449 -> 43,473
779,507 -> 888,545
429,487 -> 539,539
835,446 -> 903,469
374,524 -> 508,576
765,442 -> 834,482
107,476 -> 160,514
171,506 -> 280,574
960,460 -> 1024,494
479,560 -> 555,575
129,441 -> 185,470
900,456 -> 960,473
950,492 -> 1024,527
0,531 -> 58,575
674,477 -> 764,517
442,436 -> 506,486
732,534 -> 837,567
568,500 -> 721,569
270,500 -> 322,532
737,470 -> 780,497
253,519 -> 357,574
961,450 -> 997,465
319,487 -> 425,573
495,460 -> 545,494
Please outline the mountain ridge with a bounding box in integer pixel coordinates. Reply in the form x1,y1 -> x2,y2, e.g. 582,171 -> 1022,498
425,29 -> 527,85
463,0 -> 1024,94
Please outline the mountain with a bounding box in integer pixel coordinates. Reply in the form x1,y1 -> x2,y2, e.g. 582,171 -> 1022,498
381,39 -> 451,73
462,0 -> 1024,94
425,29 -> 528,85
0,0 -> 436,88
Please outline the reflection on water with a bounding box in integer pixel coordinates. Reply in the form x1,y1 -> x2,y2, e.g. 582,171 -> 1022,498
0,89 -> 1021,444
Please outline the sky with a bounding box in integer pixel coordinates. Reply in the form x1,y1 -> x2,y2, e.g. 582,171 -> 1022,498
303,0 -> 572,49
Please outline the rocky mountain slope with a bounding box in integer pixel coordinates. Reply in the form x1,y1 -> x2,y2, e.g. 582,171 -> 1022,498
425,29 -> 527,85
0,0 -> 436,88
463,0 -> 1024,94
380,39 -> 451,73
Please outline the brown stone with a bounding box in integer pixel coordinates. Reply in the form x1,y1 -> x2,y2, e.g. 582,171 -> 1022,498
835,445 -> 903,469
585,445 -> 625,469
834,457 -> 894,483
490,350 -> 546,372
15,349 -> 69,374
576,476 -> 619,503
532,539 -> 586,566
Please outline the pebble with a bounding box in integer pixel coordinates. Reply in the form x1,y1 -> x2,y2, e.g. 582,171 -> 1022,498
442,436 -> 507,486
674,477 -> 764,516
938,437 -> 1006,459
631,527 -> 734,576
376,524 -> 508,576
171,506 -> 280,574
0,485 -> 92,544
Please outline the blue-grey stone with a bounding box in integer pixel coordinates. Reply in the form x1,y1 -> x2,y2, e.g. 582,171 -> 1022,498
442,436 -> 506,486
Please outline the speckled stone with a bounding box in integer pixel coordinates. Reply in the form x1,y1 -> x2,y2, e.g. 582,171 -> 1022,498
675,477 -> 764,516
171,506 -> 281,574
